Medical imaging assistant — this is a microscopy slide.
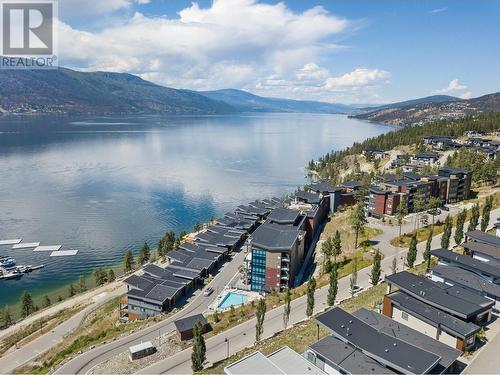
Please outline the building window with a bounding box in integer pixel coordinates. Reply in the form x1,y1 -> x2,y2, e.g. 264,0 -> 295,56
251,248 -> 267,292
401,311 -> 408,321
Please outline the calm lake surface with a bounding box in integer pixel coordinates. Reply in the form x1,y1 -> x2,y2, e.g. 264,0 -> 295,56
0,113 -> 390,307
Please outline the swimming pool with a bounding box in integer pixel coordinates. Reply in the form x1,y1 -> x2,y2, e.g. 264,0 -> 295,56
217,291 -> 248,310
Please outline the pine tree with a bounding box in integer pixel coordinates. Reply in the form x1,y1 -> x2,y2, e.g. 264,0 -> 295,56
332,230 -> 342,264
191,321 -> 206,372
306,277 -> 316,318
93,267 -> 107,286
350,202 -> 367,248
424,228 -> 433,271
43,295 -> 51,308
283,287 -> 291,329
406,234 -> 417,269
68,283 -> 76,297
321,237 -> 333,271
441,215 -> 452,249
454,209 -> 466,245
138,242 -> 151,265
396,197 -> 408,239
20,291 -> 34,318
255,298 -> 266,342
0,306 -> 12,328
480,196 -> 493,232
124,249 -> 134,272
391,257 -> 397,275
370,250 -> 382,286
468,203 -> 480,232
327,266 -> 338,306
108,269 -> 116,282
78,275 -> 87,293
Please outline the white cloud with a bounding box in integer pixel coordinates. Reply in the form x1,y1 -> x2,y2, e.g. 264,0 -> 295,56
429,8 -> 447,14
60,0 -> 150,17
254,64 -> 390,103
433,79 -> 472,98
57,0 -> 389,103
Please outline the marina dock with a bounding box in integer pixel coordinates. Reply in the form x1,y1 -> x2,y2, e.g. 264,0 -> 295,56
34,245 -> 62,252
0,239 -> 22,246
50,250 -> 78,257
12,242 -> 40,249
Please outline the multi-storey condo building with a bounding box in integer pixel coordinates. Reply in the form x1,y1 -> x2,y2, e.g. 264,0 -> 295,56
438,167 -> 472,203
249,207 -> 306,292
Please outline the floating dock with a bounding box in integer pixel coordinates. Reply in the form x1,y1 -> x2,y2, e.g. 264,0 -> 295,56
12,242 -> 40,249
0,239 -> 22,246
34,245 -> 62,252
50,250 -> 78,257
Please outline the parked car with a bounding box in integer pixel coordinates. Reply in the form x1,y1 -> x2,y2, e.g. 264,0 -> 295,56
203,286 -> 214,296
441,205 -> 450,211
428,208 -> 441,216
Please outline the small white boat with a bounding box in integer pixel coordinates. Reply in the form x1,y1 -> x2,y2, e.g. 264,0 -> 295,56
0,272 -> 23,280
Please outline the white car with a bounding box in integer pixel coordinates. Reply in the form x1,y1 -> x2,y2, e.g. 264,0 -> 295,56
203,286 -> 214,296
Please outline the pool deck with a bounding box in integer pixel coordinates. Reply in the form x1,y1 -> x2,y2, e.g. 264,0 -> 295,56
211,288 -> 261,312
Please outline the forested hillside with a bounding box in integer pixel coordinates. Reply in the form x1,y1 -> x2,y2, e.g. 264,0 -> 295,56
309,113 -> 500,186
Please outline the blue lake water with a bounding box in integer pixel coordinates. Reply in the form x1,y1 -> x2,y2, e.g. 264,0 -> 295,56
0,113 -> 390,307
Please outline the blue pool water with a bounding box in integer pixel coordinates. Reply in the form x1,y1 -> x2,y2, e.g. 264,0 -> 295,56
218,292 -> 248,309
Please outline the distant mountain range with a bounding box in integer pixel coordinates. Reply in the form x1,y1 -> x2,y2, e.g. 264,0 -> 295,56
0,68 -> 352,116
199,89 -> 353,114
351,93 -> 500,126
0,67 -> 499,125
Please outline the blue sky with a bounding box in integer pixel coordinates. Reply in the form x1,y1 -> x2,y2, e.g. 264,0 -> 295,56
57,0 -> 500,104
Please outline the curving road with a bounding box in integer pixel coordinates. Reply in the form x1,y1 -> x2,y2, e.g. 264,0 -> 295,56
54,249 -> 247,375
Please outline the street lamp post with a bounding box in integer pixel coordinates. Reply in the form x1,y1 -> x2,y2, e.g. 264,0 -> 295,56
224,338 -> 229,359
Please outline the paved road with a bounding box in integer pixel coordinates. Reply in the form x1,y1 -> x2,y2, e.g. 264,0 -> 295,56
55,249 -> 248,375
138,207 -> 500,374
463,321 -> 500,374
0,288 -> 125,373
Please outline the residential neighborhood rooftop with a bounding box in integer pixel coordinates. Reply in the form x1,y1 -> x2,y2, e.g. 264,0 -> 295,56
385,271 -> 494,318
431,265 -> 500,299
466,230 -> 500,248
314,307 -> 441,374
388,291 -> 481,338
462,241 -> 500,261
352,308 -> 461,373
431,248 -> 500,279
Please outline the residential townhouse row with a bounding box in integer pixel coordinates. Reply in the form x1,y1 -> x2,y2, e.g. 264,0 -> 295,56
225,228 -> 500,375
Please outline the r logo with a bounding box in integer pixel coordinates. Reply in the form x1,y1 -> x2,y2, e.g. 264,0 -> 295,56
1,1 -> 54,55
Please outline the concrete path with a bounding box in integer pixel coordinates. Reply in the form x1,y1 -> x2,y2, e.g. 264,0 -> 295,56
138,207 -> 500,374
464,320 -> 500,374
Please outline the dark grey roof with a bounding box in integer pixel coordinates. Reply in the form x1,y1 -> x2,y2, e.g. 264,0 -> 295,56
173,313 -> 208,333
167,250 -> 191,264
251,223 -> 302,251
310,180 -> 339,193
414,152 -> 438,159
353,308 -> 460,372
267,207 -> 301,224
431,248 -> 500,279
195,231 -> 239,247
142,264 -> 171,279
235,204 -> 270,217
314,308 -> 441,374
431,265 -> 500,299
123,274 -> 153,291
385,271 -> 494,318
462,241 -> 500,260
439,167 -> 470,175
146,284 -> 180,302
309,335 -> 394,374
186,257 -> 215,271
388,291 -> 480,338
294,190 -> 321,204
164,265 -> 200,280
403,172 -> 422,181
466,230 -> 500,248
340,180 -> 362,189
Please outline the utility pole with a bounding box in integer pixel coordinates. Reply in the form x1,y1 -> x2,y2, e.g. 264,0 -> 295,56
224,338 -> 229,359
